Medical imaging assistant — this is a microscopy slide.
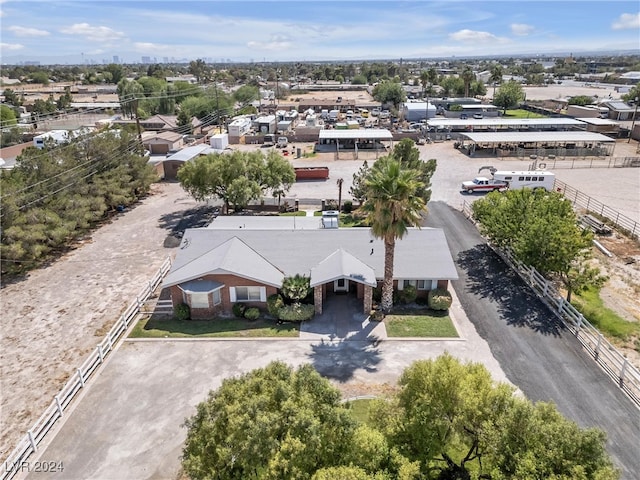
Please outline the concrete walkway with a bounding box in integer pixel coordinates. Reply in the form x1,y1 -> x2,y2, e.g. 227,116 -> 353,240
299,294 -> 387,342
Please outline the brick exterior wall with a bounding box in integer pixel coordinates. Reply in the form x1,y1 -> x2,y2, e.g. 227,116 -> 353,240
314,285 -> 323,314
169,274 -> 277,320
363,285 -> 373,314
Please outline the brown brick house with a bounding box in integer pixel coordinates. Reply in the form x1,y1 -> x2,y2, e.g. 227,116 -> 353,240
162,217 -> 458,319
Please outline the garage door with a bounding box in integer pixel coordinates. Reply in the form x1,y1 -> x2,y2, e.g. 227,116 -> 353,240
150,143 -> 169,154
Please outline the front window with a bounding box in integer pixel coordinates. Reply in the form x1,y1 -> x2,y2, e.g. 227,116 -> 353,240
235,286 -> 262,301
212,289 -> 222,305
190,292 -> 209,309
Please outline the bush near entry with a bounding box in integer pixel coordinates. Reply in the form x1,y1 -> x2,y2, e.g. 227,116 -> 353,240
428,288 -> 452,310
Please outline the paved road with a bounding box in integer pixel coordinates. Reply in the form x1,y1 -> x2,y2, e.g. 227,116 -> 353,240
425,201 -> 640,479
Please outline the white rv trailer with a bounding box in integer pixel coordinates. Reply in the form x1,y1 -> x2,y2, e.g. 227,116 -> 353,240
492,170 -> 556,191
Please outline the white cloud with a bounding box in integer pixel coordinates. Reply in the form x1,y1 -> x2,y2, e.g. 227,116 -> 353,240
60,23 -> 125,42
8,25 -> 50,37
133,42 -> 172,52
510,23 -> 534,36
449,29 -> 507,43
247,34 -> 292,51
0,42 -> 24,50
612,12 -> 640,30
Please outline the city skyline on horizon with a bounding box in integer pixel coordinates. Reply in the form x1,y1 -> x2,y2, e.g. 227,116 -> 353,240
1,1 -> 639,65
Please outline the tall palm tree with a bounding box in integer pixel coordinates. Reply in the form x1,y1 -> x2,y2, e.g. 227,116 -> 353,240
336,178 -> 343,212
363,158 -> 426,312
461,66 -> 475,98
490,64 -> 504,101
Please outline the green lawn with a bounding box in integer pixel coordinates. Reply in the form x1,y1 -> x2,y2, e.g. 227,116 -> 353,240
572,288 -> 640,343
280,211 -> 307,216
385,308 -> 458,337
503,109 -> 547,119
130,316 -> 300,338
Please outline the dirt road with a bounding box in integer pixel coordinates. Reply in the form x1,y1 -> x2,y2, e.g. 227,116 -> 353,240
0,183 -> 199,458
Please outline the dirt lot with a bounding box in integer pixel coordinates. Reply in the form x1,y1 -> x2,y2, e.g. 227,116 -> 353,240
0,183 -> 199,459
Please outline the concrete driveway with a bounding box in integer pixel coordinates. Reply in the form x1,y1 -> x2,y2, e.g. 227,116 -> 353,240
25,286 -> 508,480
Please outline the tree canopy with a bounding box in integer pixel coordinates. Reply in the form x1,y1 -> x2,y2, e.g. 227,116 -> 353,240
471,189 -> 605,300
372,81 -> 406,109
177,150 -> 295,213
493,80 -> 525,113
183,356 -> 618,480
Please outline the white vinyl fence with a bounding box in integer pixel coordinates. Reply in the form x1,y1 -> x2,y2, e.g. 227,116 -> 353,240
462,202 -> 640,408
1,257 -> 172,480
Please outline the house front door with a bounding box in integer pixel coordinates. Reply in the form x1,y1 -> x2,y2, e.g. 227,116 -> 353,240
334,278 -> 349,292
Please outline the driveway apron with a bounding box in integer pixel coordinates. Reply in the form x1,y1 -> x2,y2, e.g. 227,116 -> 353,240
299,293 -> 386,341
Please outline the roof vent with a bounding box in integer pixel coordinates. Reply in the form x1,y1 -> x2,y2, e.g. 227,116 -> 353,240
322,210 -> 339,229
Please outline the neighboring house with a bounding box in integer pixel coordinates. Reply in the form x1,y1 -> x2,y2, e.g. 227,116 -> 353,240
162,219 -> 459,319
141,131 -> 183,154
140,114 -> 178,131
602,101 -> 638,121
161,144 -> 213,180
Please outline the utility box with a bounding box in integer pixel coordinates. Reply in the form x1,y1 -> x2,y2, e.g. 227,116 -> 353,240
210,133 -> 229,150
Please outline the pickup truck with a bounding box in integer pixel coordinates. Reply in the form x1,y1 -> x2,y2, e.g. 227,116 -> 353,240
461,176 -> 508,193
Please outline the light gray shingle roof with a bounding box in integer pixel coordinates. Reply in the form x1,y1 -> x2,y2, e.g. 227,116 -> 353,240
163,227 -> 458,288
461,131 -> 615,143
310,248 -> 377,287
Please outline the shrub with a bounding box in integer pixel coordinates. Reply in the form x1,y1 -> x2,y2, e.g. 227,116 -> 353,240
428,288 -> 453,311
174,303 -> 190,321
267,293 -> 285,317
399,284 -> 417,304
373,286 -> 382,302
232,303 -> 246,318
370,310 -> 385,321
282,274 -> 311,303
342,200 -> 353,213
278,303 -> 315,322
244,307 -> 260,321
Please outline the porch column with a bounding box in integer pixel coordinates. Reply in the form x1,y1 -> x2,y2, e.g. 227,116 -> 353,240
314,285 -> 323,315
363,285 -> 373,314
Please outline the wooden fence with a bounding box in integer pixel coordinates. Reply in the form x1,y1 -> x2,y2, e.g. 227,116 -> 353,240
462,201 -> 640,408
1,257 -> 172,480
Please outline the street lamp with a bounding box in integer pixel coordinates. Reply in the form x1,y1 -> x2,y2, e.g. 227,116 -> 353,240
628,96 -> 638,143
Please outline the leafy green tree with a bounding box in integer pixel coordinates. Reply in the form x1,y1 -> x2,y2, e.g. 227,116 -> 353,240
621,85 -> 640,103
493,80 -> 525,113
263,151 -> 296,206
30,71 -> 49,85
182,362 -> 357,480
103,63 -> 124,84
3,88 -> 22,107
363,158 -> 426,312
189,58 -> 209,83
281,274 -> 311,304
568,95 -> 594,106
176,109 -> 193,134
117,78 -> 144,118
388,139 -> 436,205
349,160 -> 370,205
351,74 -> 368,85
471,189 -> 604,300
178,150 -> 293,213
56,86 -> 73,110
1,105 -> 18,126
233,85 -> 259,105
372,81 -> 406,110
369,354 -> 618,480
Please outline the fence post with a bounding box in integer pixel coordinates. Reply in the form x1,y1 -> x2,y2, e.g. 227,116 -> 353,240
576,314 -> 583,334
77,368 -> 85,387
557,296 -> 565,314
542,280 -> 549,298
97,344 -> 104,363
594,333 -> 603,361
27,430 -> 37,452
55,395 -> 64,416
619,358 -> 628,388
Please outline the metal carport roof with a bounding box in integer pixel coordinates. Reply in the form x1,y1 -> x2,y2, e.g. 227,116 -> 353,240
461,131 -> 615,143
319,129 -> 393,140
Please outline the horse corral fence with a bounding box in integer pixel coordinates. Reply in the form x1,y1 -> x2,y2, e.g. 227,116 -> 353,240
462,201 -> 640,408
1,257 -> 172,480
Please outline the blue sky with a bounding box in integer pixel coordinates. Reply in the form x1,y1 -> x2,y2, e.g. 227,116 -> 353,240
1,0 -> 639,64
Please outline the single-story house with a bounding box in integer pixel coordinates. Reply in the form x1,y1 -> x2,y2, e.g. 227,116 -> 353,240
142,131 -> 184,154
162,220 -> 458,319
140,114 -> 178,131
161,144 -> 212,180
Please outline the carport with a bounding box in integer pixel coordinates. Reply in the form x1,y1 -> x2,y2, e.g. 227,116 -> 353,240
318,129 -> 393,159
458,131 -> 616,158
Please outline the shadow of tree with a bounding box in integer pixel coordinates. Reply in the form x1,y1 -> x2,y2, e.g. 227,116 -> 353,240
308,340 -> 382,383
158,205 -> 219,247
457,244 -> 566,337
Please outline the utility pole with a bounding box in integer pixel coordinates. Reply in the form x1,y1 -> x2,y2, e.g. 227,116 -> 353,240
628,96 -> 638,143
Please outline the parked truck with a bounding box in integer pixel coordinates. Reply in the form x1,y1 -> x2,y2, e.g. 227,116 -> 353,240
462,166 -> 556,193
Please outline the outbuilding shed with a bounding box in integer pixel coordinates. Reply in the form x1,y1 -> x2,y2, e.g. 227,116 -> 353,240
317,128 -> 393,157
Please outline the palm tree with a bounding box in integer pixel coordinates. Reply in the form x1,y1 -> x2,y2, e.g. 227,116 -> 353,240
336,178 -> 343,212
363,158 -> 426,312
490,64 -> 504,101
461,66 -> 475,98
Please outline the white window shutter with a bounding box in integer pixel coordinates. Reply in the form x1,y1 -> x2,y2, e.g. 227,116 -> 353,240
260,287 -> 266,302
397,280 -> 404,291
229,287 -> 236,302
431,280 -> 438,290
